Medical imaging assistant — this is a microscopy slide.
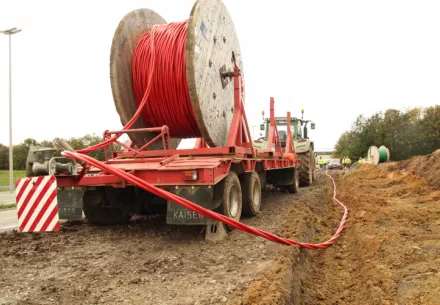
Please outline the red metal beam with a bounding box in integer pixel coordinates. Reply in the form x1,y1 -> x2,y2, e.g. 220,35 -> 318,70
285,111 -> 294,154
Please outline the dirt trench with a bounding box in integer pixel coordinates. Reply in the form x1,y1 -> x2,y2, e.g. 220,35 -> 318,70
300,165 -> 440,305
239,163 -> 440,305
0,173 -> 331,305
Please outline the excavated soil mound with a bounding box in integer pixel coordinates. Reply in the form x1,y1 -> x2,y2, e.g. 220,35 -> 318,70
301,164 -> 440,305
383,149 -> 440,190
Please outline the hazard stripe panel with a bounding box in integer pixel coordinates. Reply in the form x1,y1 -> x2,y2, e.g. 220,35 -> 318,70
15,176 -> 60,232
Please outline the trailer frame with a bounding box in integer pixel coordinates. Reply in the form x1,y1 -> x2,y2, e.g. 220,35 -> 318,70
17,63 -> 301,233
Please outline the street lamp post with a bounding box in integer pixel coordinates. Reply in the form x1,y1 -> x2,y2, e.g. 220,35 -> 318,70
1,28 -> 21,193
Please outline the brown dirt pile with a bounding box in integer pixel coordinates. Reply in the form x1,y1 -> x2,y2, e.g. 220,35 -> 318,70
384,149 -> 440,190
301,164 -> 440,305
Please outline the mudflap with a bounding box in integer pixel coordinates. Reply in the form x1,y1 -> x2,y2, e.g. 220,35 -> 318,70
166,186 -> 216,225
267,167 -> 295,186
15,176 -> 60,232
57,188 -> 83,220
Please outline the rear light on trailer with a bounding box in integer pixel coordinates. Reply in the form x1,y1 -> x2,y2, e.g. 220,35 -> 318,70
283,152 -> 295,161
182,170 -> 198,181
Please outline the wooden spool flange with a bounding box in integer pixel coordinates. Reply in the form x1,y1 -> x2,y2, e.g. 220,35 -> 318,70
110,9 -> 176,149
368,146 -> 380,166
110,0 -> 244,148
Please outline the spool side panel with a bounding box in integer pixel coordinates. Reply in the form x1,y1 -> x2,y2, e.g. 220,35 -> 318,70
368,146 -> 380,166
186,0 -> 244,147
385,147 -> 391,162
110,9 -> 180,148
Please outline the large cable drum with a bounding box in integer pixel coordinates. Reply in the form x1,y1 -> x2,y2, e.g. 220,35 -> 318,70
110,0 -> 244,148
367,145 -> 390,165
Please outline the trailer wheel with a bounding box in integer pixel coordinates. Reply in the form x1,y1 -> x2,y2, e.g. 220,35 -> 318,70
287,168 -> 300,194
83,188 -> 131,225
242,172 -> 262,216
218,172 -> 242,231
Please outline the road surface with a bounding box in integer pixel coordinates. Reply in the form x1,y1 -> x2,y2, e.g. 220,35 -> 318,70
0,191 -> 15,205
0,191 -> 17,231
0,208 -> 18,231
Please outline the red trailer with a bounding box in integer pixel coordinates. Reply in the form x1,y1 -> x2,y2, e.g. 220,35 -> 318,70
15,65 -> 301,240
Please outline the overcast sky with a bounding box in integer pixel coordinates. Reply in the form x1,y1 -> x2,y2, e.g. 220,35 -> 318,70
1,0 -> 439,151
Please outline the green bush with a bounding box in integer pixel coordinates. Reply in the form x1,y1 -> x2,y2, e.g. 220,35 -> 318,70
334,105 -> 440,161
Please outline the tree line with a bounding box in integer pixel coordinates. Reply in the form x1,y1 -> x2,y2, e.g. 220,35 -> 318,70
334,105 -> 440,161
0,134 -> 108,170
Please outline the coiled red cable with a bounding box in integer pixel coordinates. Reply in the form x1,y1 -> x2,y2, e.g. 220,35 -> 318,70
78,21 -> 199,155
132,21 -> 201,138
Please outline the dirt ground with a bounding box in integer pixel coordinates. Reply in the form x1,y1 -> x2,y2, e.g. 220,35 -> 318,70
385,149 -> 440,190
0,174 -> 328,305
1,155 -> 440,305
299,164 -> 440,305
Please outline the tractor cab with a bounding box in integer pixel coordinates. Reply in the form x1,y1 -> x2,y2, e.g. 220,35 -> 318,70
254,109 -> 316,186
255,110 -> 315,151
257,117 -> 302,148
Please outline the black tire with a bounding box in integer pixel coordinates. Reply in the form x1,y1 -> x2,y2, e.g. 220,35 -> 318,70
217,172 -> 242,231
83,188 -> 131,225
242,172 -> 262,216
287,168 -> 300,194
298,150 -> 314,186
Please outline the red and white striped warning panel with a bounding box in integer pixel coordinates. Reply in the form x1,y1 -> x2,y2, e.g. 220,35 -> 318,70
15,176 -> 60,232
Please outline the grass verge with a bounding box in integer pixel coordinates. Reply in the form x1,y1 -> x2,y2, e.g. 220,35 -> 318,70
0,204 -> 16,210
0,170 -> 26,187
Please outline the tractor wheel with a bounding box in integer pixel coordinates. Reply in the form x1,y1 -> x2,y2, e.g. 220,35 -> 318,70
83,188 -> 132,225
287,168 -> 300,194
298,150 -> 314,186
242,172 -> 262,216
217,172 -> 242,231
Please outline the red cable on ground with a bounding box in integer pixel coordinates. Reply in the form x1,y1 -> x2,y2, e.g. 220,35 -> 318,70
132,21 -> 200,138
64,151 -> 348,250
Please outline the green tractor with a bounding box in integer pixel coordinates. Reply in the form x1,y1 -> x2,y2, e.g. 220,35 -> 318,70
254,109 -> 316,186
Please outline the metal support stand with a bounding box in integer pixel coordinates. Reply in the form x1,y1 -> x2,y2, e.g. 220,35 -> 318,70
205,220 -> 228,242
